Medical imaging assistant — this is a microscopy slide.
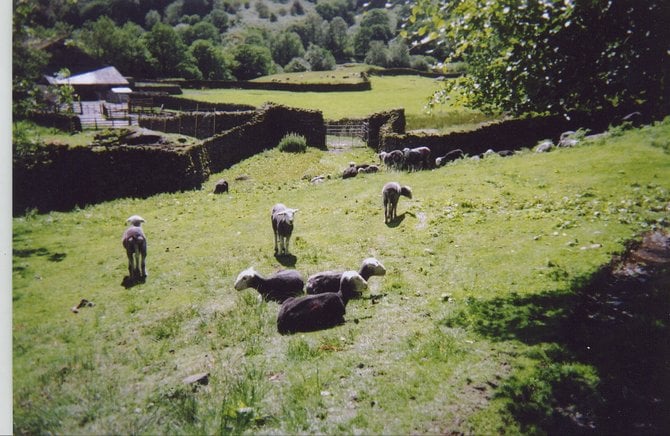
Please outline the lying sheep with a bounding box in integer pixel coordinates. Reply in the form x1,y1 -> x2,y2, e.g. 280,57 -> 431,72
213,179 -> 229,193
382,181 -> 412,223
271,203 -> 298,255
358,164 -> 379,174
306,257 -> 386,296
435,149 -> 464,167
122,215 -> 147,281
234,267 -> 304,303
558,131 -> 578,148
342,162 -> 358,179
277,271 -> 368,334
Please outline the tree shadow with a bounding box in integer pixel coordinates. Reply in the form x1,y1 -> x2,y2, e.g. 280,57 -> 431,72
444,231 -> 670,434
274,253 -> 297,267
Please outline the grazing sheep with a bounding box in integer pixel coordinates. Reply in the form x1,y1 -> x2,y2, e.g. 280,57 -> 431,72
558,131 -> 578,148
379,150 -> 404,170
234,267 -> 305,303
496,149 -> 515,157
402,146 -> 431,171
213,179 -> 229,193
277,271 -> 368,334
306,257 -> 386,296
535,139 -> 554,153
271,203 -> 299,255
382,181 -> 412,223
122,215 -> 147,281
342,162 -> 358,179
435,149 -> 464,167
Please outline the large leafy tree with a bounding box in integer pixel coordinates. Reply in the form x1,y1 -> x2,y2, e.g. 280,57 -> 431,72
231,43 -> 274,80
353,8 -> 394,59
404,0 -> 670,117
145,22 -> 201,79
271,31 -> 305,68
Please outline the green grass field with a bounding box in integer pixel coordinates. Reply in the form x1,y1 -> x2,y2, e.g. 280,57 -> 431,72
182,74 -> 497,130
12,119 -> 670,434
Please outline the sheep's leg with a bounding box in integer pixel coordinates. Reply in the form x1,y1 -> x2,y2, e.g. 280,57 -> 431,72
127,251 -> 134,278
140,248 -> 147,279
273,230 -> 279,254
285,235 -> 290,254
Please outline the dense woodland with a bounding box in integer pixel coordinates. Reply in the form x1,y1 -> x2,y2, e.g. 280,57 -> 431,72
13,0 -> 670,120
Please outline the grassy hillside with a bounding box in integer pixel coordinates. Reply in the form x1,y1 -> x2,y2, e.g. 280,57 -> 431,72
182,73 -> 496,129
12,120 -> 670,434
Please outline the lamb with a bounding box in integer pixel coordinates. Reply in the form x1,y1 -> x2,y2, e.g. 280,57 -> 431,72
435,149 -> 464,167
382,181 -> 412,223
271,203 -> 298,256
122,215 -> 147,281
306,257 -> 386,296
277,271 -> 368,334
379,150 -> 404,170
234,267 -> 305,303
213,179 -> 229,193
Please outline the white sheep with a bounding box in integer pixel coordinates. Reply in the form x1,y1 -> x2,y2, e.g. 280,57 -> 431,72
276,271 -> 368,334
306,257 -> 386,296
382,181 -> 412,223
122,215 -> 147,281
234,267 -> 305,303
271,203 -> 298,256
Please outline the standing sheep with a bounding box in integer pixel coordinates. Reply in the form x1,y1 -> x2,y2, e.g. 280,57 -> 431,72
382,182 -> 412,223
234,267 -> 305,303
122,215 -> 147,281
306,257 -> 386,296
277,271 -> 368,334
271,203 -> 298,256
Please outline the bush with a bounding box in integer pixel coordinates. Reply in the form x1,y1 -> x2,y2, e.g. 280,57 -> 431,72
284,57 -> 311,73
278,133 -> 307,153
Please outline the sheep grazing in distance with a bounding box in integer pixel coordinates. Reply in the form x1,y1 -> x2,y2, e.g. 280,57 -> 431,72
379,150 -> 404,170
535,139 -> 554,153
435,149 -> 464,167
402,146 -> 431,171
277,271 -> 368,334
382,181 -> 412,223
234,267 -> 305,303
306,257 -> 386,296
122,215 -> 147,281
358,164 -> 379,174
213,179 -> 229,193
558,131 -> 578,148
271,203 -> 298,256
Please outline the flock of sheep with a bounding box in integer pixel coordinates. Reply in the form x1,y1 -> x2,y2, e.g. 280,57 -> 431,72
122,134 -> 582,333
121,181 -> 412,334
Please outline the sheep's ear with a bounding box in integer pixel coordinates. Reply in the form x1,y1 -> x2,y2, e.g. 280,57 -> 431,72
291,208 -> 299,213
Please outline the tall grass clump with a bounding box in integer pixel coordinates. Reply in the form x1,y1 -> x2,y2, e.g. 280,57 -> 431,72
278,133 -> 307,153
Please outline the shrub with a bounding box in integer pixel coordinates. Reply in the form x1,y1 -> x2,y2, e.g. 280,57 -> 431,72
284,57 -> 311,73
278,133 -> 307,153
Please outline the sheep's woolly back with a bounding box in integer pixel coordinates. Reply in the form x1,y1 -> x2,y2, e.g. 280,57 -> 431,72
127,215 -> 145,226
234,267 -> 258,290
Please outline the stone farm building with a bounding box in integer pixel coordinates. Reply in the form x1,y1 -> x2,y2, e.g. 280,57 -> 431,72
43,66 -> 132,102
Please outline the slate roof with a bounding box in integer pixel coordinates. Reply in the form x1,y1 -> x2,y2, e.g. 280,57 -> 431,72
45,66 -> 129,86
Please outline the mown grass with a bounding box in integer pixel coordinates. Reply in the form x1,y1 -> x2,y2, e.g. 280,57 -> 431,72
12,119 -> 670,434
182,74 -> 497,129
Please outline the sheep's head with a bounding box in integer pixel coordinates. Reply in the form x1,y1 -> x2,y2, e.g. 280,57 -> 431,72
361,257 -> 386,277
401,186 -> 413,199
127,215 -> 145,226
339,270 -> 368,301
234,267 -> 258,291
275,208 -> 299,224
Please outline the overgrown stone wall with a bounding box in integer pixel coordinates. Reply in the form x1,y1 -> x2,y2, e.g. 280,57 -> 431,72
27,112 -> 82,132
14,104 -> 326,215
379,111 -> 619,156
138,111 -> 256,139
13,143 -> 209,215
366,108 -> 406,150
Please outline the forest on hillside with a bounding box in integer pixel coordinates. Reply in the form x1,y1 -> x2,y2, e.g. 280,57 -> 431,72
13,0 -> 670,121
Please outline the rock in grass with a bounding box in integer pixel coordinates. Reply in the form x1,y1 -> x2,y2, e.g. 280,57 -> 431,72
183,372 -> 209,386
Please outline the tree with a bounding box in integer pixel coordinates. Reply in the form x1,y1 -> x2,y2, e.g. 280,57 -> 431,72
145,23 -> 201,79
353,9 -> 394,59
387,39 -> 410,68
315,0 -> 355,26
190,39 -> 232,80
364,40 -> 389,67
271,31 -> 305,67
324,16 -> 351,62
178,21 -> 221,46
404,0 -> 670,117
232,43 -> 274,80
304,44 -> 336,71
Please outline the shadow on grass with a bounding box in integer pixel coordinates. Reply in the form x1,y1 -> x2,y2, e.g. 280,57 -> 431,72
385,212 -> 408,228
444,230 -> 670,434
275,253 -> 297,267
121,275 -> 146,289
